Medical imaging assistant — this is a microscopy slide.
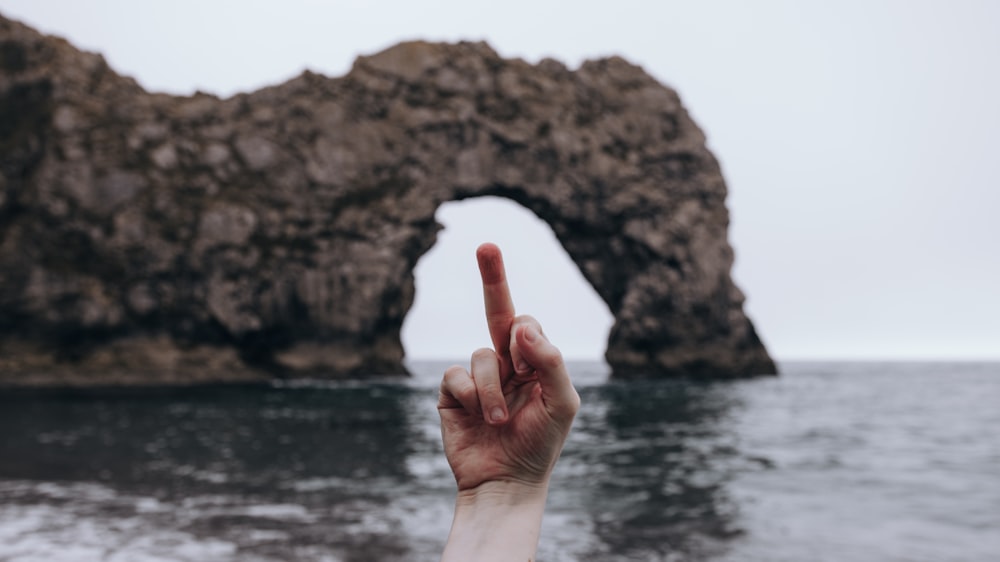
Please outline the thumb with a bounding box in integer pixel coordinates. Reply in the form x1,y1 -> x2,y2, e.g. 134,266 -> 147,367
514,324 -> 580,420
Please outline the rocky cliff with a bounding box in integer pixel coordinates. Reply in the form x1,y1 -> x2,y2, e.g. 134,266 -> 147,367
0,14 -> 776,385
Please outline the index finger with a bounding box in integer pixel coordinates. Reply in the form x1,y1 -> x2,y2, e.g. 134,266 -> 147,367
476,243 -> 515,362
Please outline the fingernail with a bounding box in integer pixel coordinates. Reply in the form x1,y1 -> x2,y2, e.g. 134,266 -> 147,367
515,359 -> 530,373
524,326 -> 539,342
490,407 -> 506,423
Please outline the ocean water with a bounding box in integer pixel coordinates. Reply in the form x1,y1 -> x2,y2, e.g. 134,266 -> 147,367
0,361 -> 997,562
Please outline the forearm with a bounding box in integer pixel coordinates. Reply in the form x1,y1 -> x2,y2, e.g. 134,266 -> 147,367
441,481 -> 549,562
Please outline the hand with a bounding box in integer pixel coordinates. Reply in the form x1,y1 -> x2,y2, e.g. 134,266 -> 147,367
438,243 -> 580,561
437,243 -> 581,492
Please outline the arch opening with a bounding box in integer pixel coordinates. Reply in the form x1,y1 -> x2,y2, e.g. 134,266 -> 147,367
401,196 -> 613,377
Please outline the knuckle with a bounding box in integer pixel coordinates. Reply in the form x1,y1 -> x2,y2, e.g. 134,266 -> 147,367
440,366 -> 466,391
441,365 -> 466,386
440,366 -> 479,408
486,313 -> 512,328
541,347 -> 564,371
471,348 -> 496,363
512,315 -> 542,336
513,314 -> 538,325
553,388 -> 581,419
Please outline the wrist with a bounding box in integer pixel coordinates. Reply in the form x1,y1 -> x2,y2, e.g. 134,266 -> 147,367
442,480 -> 549,561
455,478 -> 549,507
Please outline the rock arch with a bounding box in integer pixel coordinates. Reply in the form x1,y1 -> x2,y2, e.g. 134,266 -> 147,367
400,195 -> 615,362
0,15 -> 775,384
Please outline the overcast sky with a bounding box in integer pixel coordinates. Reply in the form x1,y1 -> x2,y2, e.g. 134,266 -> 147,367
2,0 -> 998,361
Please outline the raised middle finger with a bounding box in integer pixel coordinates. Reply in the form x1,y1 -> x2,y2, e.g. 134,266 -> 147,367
476,243 -> 515,375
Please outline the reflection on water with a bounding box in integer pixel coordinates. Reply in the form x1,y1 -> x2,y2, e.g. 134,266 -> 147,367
548,379 -> 749,560
1,362 -> 999,561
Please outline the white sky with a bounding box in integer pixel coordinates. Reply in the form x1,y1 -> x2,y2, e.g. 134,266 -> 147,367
2,0 -> 998,361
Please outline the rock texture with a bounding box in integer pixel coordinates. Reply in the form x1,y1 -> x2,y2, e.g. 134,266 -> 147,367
0,14 -> 775,385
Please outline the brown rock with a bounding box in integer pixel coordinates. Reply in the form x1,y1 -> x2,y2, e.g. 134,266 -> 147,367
0,15 -> 775,386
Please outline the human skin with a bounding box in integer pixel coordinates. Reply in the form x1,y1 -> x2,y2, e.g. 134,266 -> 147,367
439,243 -> 581,561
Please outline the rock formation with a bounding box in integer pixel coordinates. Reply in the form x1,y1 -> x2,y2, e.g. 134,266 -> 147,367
0,14 -> 776,385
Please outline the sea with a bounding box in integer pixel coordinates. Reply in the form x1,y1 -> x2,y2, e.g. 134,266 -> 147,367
0,361 -> 997,562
